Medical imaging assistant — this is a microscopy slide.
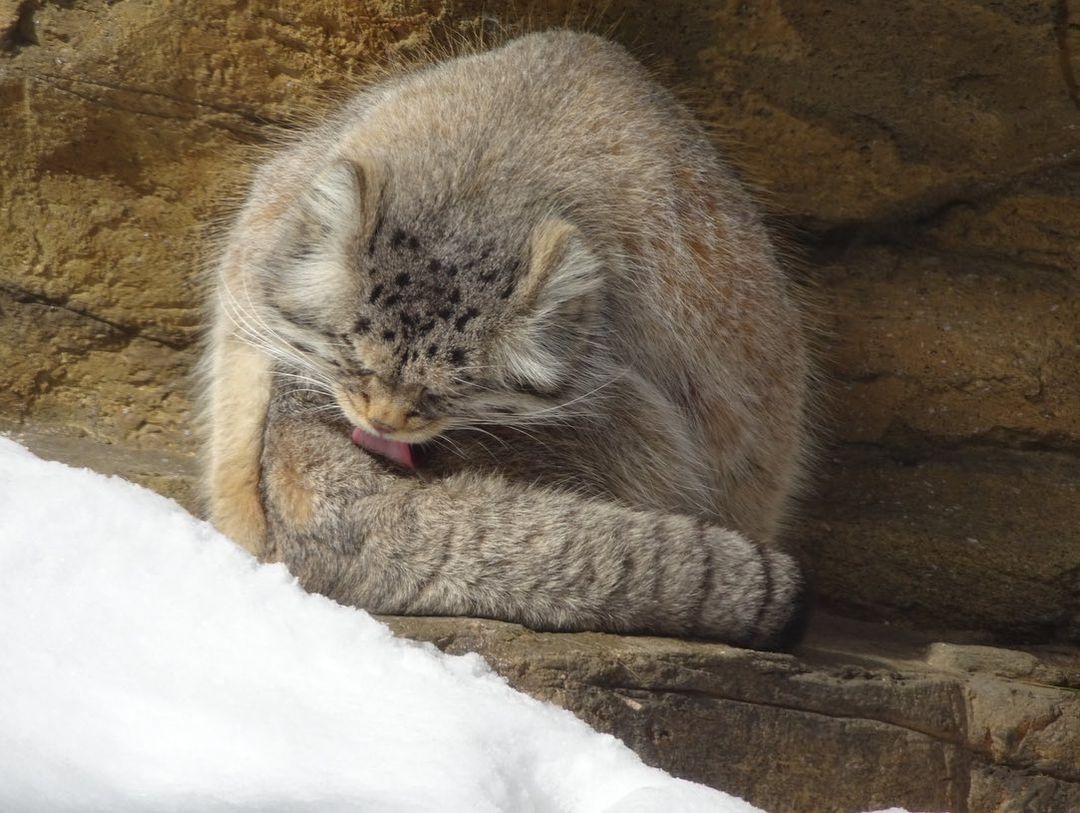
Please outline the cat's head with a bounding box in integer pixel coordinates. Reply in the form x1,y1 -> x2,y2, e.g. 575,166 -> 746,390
245,156 -> 607,444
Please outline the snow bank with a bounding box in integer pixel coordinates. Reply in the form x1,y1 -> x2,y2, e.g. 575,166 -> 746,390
0,437 -> 758,812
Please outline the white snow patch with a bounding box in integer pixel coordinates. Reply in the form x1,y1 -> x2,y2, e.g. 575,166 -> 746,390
0,437 -> 922,813
0,437 -> 756,812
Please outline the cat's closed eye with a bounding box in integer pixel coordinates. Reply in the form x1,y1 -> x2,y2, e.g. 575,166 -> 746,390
415,391 -> 448,416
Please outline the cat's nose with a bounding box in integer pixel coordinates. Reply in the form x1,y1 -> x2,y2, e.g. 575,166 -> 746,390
368,418 -> 399,436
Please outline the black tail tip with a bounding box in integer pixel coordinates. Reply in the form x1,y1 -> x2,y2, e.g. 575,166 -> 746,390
759,568 -> 815,652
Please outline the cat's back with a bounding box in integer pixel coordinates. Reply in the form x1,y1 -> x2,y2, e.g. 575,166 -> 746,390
344,31 -> 722,227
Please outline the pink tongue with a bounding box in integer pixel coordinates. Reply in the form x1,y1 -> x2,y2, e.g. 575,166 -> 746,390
351,426 -> 415,470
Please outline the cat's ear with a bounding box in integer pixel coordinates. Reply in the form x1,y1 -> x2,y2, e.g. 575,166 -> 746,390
300,157 -> 384,246
271,158 -> 383,312
500,219 -> 604,393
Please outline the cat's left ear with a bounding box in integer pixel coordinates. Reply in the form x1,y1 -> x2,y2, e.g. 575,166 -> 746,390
498,218 -> 604,393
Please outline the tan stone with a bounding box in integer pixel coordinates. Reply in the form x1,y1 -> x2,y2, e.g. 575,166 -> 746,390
384,614 -> 1080,813
820,244 -> 1080,448
605,1 -> 1080,224
0,289 -> 196,456
800,445 -> 1080,641
0,0 -> 1076,679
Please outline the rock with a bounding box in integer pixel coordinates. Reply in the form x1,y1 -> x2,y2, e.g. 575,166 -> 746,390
801,445 -> 1080,642
385,613 -> 1080,813
820,244 -> 1080,448
926,173 -> 1080,280
0,288 -> 196,459
607,1 -> 1080,226
805,237 -> 1079,640
1,3 -> 1077,637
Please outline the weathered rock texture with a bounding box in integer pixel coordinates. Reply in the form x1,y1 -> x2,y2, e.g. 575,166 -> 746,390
385,614 -> 1080,813
4,0 -> 1075,641
2,1 -> 1078,809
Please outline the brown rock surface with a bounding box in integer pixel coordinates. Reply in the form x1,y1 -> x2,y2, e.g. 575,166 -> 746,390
806,237 -> 1079,639
384,613 -> 1080,813
1,7 -> 1078,804
3,0 -> 1074,638
803,445 -> 1080,640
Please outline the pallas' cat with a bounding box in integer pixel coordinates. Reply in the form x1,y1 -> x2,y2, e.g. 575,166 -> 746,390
202,31 -> 813,649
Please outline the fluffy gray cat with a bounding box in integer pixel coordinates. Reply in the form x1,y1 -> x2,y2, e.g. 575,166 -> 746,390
201,31 -> 814,650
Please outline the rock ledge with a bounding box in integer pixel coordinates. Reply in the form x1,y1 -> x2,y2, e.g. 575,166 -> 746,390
386,614 -> 1080,813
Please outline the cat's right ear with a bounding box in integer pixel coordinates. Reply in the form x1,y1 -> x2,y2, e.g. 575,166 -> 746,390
498,219 -> 604,394
299,157 -> 384,247
271,158 -> 384,308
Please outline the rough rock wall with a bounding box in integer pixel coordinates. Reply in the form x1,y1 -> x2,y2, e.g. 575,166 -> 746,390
1,0 -> 1077,641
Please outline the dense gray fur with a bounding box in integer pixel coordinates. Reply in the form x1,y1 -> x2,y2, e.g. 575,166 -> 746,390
262,384 -> 805,647
204,31 -> 813,650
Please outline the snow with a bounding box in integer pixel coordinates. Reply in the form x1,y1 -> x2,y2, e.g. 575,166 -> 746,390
0,437 -> 756,812
0,437 -> 921,813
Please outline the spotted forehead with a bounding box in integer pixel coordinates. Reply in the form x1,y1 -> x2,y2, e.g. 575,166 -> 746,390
353,223 -> 523,371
